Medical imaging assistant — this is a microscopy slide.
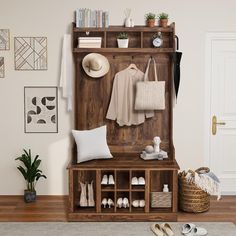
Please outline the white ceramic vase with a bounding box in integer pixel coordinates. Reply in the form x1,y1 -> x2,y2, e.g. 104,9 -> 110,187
117,39 -> 129,48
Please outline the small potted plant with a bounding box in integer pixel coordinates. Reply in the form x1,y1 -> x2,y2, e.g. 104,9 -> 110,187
145,13 -> 156,27
158,12 -> 169,27
117,32 -> 129,48
15,149 -> 47,203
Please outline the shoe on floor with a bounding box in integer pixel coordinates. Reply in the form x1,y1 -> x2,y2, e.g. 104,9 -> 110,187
151,223 -> 164,236
182,223 -> 196,235
160,223 -> 174,236
188,227 -> 208,236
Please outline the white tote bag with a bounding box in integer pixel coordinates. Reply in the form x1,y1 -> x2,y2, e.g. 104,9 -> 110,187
135,57 -> 165,110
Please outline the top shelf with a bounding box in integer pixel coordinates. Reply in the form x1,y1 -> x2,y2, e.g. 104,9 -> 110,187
73,22 -> 175,33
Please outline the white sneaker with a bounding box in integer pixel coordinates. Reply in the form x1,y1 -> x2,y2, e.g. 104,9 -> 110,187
138,177 -> 145,185
101,175 -> 108,185
131,177 -> 138,185
108,175 -> 115,185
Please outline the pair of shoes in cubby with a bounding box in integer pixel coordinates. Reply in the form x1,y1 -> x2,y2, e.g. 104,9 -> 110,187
101,175 -> 115,185
101,198 -> 114,208
131,177 -> 145,185
79,181 -> 95,207
132,199 -> 145,208
117,197 -> 129,208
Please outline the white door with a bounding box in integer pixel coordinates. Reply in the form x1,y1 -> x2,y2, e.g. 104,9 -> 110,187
205,33 -> 236,194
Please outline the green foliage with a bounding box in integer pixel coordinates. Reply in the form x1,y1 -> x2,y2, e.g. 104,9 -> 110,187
15,149 -> 47,191
145,12 -> 156,20
158,12 -> 169,20
117,32 -> 128,39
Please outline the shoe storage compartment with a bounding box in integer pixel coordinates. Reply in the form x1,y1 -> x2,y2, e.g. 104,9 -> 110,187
150,170 -> 173,212
73,170 -> 97,213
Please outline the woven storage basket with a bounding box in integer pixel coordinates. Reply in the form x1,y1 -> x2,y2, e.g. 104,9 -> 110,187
178,168 -> 210,213
150,192 -> 172,208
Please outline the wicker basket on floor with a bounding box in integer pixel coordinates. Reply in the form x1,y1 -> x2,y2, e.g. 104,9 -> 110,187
178,168 -> 210,213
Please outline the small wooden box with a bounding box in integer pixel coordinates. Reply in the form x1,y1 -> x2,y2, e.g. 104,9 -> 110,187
150,192 -> 172,208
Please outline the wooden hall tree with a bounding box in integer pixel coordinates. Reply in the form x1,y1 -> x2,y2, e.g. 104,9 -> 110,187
67,23 -> 179,221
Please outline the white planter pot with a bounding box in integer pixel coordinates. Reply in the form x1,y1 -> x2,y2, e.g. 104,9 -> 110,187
117,39 -> 129,48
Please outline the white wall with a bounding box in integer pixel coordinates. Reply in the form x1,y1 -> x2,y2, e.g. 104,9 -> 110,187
0,0 -> 236,195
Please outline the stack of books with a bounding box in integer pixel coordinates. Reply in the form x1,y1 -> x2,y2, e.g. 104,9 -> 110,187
78,37 -> 102,48
76,8 -> 109,28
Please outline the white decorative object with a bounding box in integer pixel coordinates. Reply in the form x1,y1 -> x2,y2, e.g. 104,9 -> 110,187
124,9 -> 134,27
153,136 -> 161,153
117,38 -> 129,48
163,184 -> 169,192
72,125 -> 113,163
79,182 -> 88,207
145,145 -> 154,153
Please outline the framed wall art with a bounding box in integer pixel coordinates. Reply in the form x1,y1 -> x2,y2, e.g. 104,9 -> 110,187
24,87 -> 58,133
0,29 -> 10,50
0,57 -> 4,78
15,37 -> 47,70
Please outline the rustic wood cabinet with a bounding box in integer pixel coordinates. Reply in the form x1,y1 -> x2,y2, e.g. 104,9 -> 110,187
68,23 -> 179,221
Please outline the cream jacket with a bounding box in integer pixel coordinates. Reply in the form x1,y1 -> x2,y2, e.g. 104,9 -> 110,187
106,67 -> 154,126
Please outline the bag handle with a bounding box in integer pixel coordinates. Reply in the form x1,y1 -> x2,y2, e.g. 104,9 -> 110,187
144,57 -> 158,82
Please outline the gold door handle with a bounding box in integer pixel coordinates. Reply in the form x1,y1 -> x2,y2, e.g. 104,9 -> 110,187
212,115 -> 226,135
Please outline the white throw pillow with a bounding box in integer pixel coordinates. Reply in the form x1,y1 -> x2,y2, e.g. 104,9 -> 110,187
72,125 -> 113,163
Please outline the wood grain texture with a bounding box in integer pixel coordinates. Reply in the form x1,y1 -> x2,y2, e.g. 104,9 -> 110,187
0,196 -> 235,223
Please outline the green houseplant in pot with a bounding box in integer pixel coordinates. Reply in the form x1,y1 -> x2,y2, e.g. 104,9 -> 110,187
117,32 -> 129,48
15,149 -> 47,203
158,12 -> 169,27
145,12 -> 156,27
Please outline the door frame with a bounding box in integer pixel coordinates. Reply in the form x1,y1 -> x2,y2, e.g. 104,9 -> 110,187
204,32 -> 236,194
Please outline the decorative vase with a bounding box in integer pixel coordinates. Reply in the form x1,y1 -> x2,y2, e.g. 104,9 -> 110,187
147,19 -> 155,27
160,19 -> 168,27
24,190 -> 36,203
124,17 -> 132,27
117,39 -> 129,48
163,184 -> 169,192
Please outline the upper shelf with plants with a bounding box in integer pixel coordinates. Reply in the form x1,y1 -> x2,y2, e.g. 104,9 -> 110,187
72,11 -> 175,53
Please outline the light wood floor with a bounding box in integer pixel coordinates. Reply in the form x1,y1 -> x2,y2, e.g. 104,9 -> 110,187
0,196 -> 235,223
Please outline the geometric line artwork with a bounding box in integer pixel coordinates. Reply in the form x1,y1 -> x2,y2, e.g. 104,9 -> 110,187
15,37 -> 47,70
0,57 -> 4,78
24,87 -> 58,133
0,29 -> 10,50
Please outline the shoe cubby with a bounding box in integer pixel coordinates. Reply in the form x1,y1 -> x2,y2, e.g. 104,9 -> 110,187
131,191 -> 145,213
116,170 -> 130,190
73,170 -> 97,213
101,170 -> 115,190
101,191 -> 115,213
131,170 -> 146,190
116,191 -> 130,213
149,170 -> 173,213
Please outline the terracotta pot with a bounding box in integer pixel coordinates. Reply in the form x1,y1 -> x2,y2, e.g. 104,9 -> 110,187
147,19 -> 155,27
160,19 -> 168,28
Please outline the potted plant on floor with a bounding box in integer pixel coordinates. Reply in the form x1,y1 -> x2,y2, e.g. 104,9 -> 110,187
15,149 -> 47,203
117,32 -> 129,48
145,13 -> 156,27
158,12 -> 169,27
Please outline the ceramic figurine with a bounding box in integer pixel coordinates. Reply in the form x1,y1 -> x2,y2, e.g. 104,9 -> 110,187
153,136 -> 161,153
145,145 -> 154,153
